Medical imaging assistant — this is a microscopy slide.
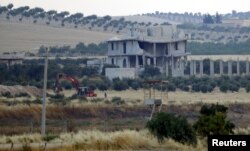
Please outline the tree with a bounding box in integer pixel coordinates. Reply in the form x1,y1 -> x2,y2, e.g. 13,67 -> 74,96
0,6 -> 8,14
47,10 -> 57,16
203,14 -> 214,24
194,104 -> 235,137
146,112 -> 197,145
103,15 -> 111,21
141,66 -> 161,78
113,80 -> 129,91
7,3 -> 13,10
57,11 -> 69,18
215,12 -> 222,24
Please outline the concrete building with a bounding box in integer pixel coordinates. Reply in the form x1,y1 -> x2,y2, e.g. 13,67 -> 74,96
105,26 -> 189,79
0,52 -> 25,66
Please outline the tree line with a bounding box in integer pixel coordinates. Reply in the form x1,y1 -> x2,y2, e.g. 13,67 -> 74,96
38,42 -> 108,56
187,39 -> 250,54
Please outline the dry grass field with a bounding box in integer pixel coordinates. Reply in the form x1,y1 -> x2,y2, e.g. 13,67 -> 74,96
94,88 -> 250,105
0,21 -> 116,52
0,130 -> 207,151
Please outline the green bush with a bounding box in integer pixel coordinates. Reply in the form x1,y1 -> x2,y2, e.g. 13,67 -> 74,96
141,65 -> 161,78
131,81 -> 140,90
220,83 -> 228,92
1,91 -> 12,98
42,134 -> 59,142
194,104 -> 235,137
146,112 -> 197,145
50,94 -> 64,99
111,97 -> 125,105
167,83 -> 176,91
246,83 -> 250,92
97,82 -> 109,91
113,80 -> 129,91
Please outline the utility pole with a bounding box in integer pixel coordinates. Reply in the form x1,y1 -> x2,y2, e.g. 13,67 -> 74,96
41,47 -> 49,136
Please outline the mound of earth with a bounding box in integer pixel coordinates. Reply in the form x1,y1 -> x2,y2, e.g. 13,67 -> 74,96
0,85 -> 42,97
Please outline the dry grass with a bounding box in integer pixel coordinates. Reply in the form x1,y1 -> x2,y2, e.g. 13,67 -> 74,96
94,88 -> 250,105
233,127 -> 250,135
0,21 -> 115,52
0,129 -> 206,151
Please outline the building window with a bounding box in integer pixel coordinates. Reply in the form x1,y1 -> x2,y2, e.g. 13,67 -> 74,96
111,58 -> 114,65
165,44 -> 168,55
123,42 -> 126,54
111,43 -> 114,50
123,59 -> 127,67
174,42 -> 178,50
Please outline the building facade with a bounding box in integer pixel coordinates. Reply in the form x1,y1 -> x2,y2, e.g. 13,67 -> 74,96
0,52 -> 25,66
105,26 -> 189,79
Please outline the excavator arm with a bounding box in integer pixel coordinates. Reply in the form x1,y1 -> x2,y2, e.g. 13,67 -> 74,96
54,73 -> 80,93
54,73 -> 97,97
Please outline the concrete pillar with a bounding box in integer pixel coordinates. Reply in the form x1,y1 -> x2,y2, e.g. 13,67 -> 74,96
180,59 -> 184,76
228,60 -> 232,77
246,59 -> 249,75
193,60 -> 196,76
199,60 -> 203,76
171,56 -> 174,75
127,57 -> 130,68
210,60 -> 214,77
135,55 -> 139,68
143,54 -> 145,66
153,43 -> 156,67
166,61 -> 169,76
237,59 -> 240,75
220,60 -> 223,75
190,60 -> 194,76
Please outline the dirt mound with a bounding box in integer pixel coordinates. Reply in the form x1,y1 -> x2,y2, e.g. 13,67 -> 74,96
0,85 -> 42,97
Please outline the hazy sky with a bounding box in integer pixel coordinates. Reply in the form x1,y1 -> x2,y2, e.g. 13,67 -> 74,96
1,0 -> 250,16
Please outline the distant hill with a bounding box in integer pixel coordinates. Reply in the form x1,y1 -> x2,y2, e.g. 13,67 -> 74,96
0,21 -> 116,52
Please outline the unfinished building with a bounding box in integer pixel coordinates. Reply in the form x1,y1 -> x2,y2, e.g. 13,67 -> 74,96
0,52 -> 25,66
105,26 -> 189,79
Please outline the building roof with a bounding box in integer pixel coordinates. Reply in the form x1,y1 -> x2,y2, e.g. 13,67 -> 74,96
107,35 -> 187,43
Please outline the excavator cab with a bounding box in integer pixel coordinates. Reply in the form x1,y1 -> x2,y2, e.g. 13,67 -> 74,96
78,87 -> 97,97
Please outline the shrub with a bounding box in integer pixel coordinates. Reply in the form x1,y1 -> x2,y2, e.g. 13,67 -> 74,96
42,134 -> 59,142
194,104 -> 235,137
167,83 -> 176,91
111,97 -> 125,105
1,91 -> 12,98
141,65 -> 161,78
192,84 -> 200,92
113,80 -> 128,91
50,94 -> 64,99
131,81 -> 140,90
146,112 -> 197,145
200,84 -> 208,93
97,82 -> 109,91
220,83 -> 228,92
246,83 -> 250,92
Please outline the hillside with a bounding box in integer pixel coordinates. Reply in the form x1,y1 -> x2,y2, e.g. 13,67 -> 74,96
0,21 -> 116,52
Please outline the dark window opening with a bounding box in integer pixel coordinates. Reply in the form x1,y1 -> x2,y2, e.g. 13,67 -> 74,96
111,58 -> 114,65
123,59 -> 127,67
165,44 -> 168,55
111,43 -> 114,50
123,42 -> 126,54
174,42 -> 178,50
138,41 -> 145,49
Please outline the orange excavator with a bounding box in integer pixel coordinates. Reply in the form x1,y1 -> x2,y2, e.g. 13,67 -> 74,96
54,73 -> 97,97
